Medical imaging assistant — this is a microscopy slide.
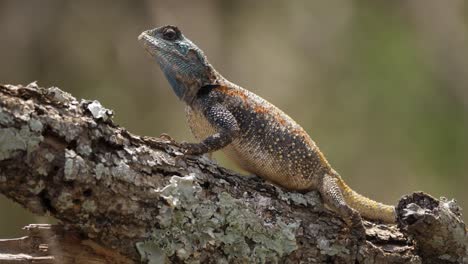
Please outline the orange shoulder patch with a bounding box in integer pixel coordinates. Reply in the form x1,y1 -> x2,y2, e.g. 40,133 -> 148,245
216,86 -> 248,101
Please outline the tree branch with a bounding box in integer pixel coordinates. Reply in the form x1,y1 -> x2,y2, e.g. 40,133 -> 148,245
0,83 -> 465,263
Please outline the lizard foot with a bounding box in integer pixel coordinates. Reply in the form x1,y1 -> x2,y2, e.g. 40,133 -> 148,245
179,141 -> 208,156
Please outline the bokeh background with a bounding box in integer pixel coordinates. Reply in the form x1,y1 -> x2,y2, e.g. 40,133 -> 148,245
1,0 -> 467,237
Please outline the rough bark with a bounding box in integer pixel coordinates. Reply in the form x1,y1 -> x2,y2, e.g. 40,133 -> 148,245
397,192 -> 467,264
0,83 -> 466,263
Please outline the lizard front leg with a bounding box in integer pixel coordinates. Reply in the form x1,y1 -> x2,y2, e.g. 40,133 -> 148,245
182,103 -> 240,155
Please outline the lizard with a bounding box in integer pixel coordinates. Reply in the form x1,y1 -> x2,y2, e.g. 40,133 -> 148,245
138,25 -> 396,234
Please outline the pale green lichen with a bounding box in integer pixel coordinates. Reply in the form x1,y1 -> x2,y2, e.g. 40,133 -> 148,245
86,100 -> 113,121
30,179 -> 45,194
44,152 -> 55,162
36,165 -> 48,176
28,118 -> 43,132
0,125 -> 43,160
47,86 -> 74,103
35,150 -> 54,176
110,161 -> 138,183
64,150 -> 77,180
136,241 -> 168,264
317,237 -> 349,256
137,174 -> 299,264
94,163 -> 109,180
276,187 -> 322,208
77,143 -> 93,157
82,199 -> 97,212
56,191 -> 74,211
0,108 -> 13,126
156,174 -> 201,209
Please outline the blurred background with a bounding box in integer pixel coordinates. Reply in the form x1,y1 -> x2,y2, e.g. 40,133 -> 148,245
1,0 -> 467,237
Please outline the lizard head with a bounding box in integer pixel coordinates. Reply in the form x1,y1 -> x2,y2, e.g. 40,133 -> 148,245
138,25 -> 219,104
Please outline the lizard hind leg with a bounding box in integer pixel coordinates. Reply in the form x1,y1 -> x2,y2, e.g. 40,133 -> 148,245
319,173 -> 366,239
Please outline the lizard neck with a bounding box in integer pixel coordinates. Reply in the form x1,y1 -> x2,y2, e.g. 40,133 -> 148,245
160,60 -> 224,105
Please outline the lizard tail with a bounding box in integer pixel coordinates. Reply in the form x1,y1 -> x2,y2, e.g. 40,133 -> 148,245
335,174 -> 396,223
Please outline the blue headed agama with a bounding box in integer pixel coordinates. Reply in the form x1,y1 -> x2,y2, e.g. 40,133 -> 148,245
138,25 -> 396,236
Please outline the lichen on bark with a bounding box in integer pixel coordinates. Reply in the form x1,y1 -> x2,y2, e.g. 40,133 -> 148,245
0,83 -> 465,263
137,174 -> 299,263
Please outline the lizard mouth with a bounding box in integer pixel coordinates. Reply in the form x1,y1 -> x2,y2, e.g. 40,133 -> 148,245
138,31 -> 160,56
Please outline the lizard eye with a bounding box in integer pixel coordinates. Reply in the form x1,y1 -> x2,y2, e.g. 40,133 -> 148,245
162,28 -> 178,41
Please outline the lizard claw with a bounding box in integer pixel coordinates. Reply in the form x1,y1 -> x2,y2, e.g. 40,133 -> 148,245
159,133 -> 177,143
178,141 -> 191,154
179,141 -> 211,156
158,134 -> 193,153
156,134 -> 191,155
349,212 -> 366,242
179,142 -> 201,155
